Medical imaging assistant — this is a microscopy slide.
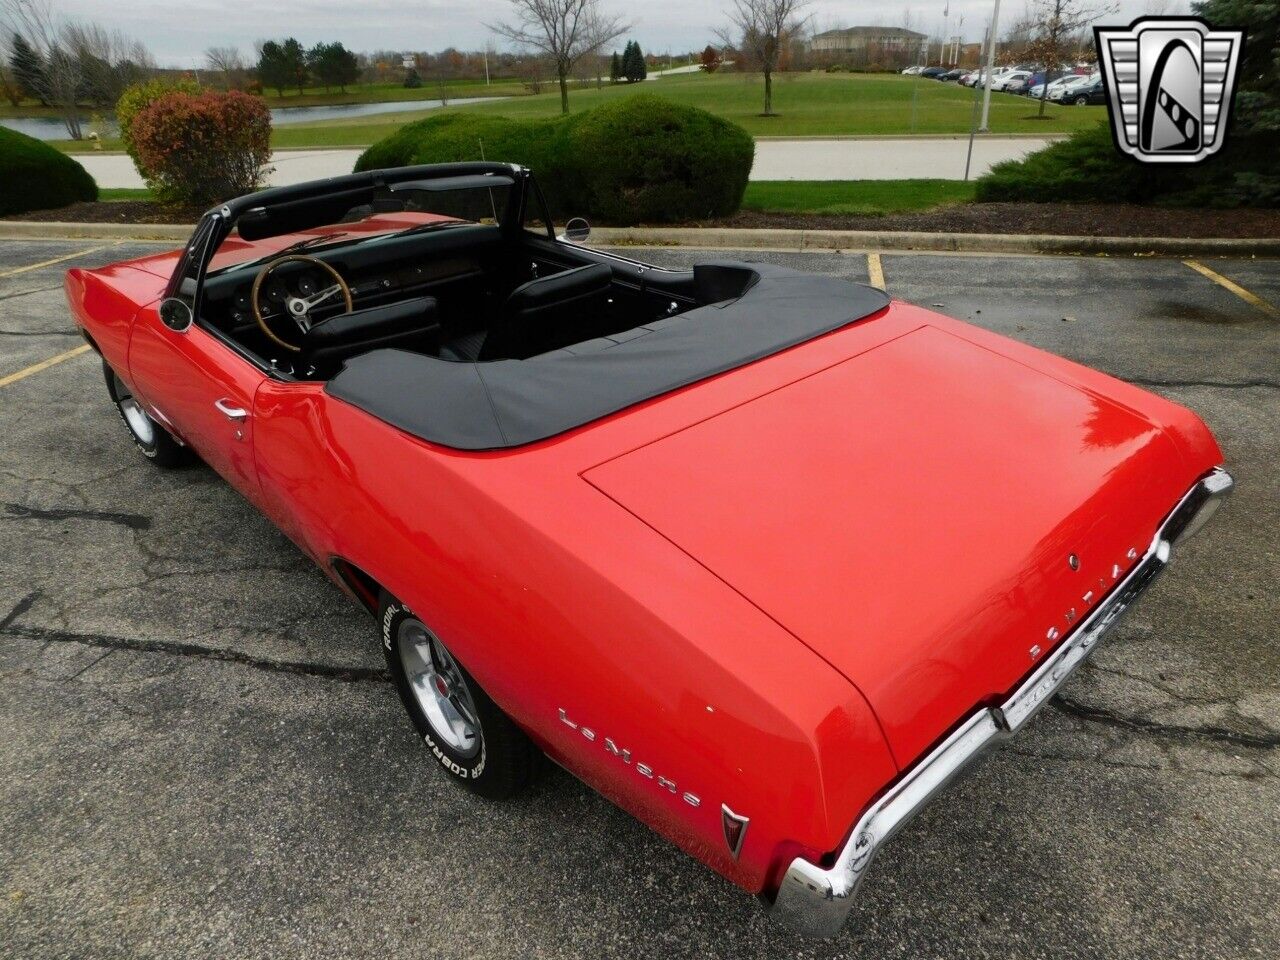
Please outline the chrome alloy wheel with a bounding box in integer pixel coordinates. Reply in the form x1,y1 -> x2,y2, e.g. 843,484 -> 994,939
397,619 -> 482,758
111,372 -> 156,447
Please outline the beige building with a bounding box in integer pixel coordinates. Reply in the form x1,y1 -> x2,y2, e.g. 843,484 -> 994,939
808,26 -> 927,54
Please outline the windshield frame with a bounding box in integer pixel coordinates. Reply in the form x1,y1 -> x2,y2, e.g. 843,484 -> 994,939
171,162 -> 531,376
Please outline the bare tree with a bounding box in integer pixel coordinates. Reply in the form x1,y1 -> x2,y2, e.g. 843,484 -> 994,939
488,0 -> 628,113
716,0 -> 809,117
1025,0 -> 1116,117
1,0 -> 84,137
205,45 -> 244,90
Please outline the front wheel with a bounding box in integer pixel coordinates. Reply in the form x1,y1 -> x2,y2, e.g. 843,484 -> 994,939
1074,96 -> 1088,106
103,361 -> 190,468
381,593 -> 537,799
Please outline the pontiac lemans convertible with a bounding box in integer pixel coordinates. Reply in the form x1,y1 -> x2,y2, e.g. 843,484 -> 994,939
66,163 -> 1232,936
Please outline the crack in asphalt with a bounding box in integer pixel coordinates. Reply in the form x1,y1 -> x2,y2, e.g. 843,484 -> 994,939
1125,376 -> 1280,391
0,590 -> 40,631
1,621 -> 391,684
2,589 -> 1273,751
0,284 -> 62,302
1049,695 -> 1280,750
4,502 -> 152,530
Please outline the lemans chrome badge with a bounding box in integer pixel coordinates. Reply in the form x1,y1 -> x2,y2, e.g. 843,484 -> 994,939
1094,17 -> 1245,164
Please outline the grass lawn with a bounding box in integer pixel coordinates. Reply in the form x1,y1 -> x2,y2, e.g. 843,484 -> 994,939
743,180 -> 976,215
92,181 -> 969,217
0,79 -> 521,118
98,187 -> 154,201
35,72 -> 1105,154
42,71 -> 1103,152
267,72 -> 1105,146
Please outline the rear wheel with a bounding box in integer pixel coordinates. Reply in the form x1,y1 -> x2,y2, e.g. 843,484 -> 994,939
381,592 -> 537,799
103,361 -> 189,468
1074,95 -> 1088,106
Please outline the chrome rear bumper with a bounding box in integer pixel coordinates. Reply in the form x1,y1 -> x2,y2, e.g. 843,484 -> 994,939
771,467 -> 1233,938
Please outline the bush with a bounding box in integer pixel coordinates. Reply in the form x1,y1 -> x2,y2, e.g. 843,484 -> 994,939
355,95 -> 755,224
131,90 -> 272,206
0,126 -> 97,216
115,77 -> 201,169
975,122 -> 1279,208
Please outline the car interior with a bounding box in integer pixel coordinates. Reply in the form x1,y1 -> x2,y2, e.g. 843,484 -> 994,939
198,196 -> 758,381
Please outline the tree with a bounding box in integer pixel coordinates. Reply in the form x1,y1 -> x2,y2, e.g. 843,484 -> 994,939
1024,0 -> 1115,117
1193,0 -> 1280,202
609,49 -> 621,82
0,1 -> 86,137
8,32 -> 46,103
308,41 -> 359,93
699,44 -> 722,72
205,46 -> 244,90
256,41 -> 291,96
282,38 -> 308,94
622,40 -> 646,82
488,0 -> 628,114
716,0 -> 809,117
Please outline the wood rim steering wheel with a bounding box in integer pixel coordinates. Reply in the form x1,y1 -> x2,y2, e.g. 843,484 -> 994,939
251,254 -> 354,353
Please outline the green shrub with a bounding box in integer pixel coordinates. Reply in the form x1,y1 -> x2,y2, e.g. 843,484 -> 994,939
355,95 -> 754,224
0,126 -> 97,216
976,122 -> 1280,208
131,90 -> 272,205
115,76 -> 201,172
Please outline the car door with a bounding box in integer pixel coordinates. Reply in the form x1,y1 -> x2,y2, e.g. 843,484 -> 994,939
127,218 -> 266,502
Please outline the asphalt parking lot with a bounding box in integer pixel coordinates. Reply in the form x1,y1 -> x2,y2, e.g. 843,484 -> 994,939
1,237 -> 1276,959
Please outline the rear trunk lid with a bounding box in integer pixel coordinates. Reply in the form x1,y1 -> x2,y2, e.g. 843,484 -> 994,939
584,325 -> 1191,768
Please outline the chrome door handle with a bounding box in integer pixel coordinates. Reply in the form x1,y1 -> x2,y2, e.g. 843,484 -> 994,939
214,398 -> 248,422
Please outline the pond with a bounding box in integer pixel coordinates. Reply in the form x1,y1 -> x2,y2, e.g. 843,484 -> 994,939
0,96 -> 505,141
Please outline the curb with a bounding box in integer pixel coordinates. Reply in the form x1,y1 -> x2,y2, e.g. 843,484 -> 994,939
590,226 -> 1279,258
1,220 -> 1275,257
0,221 -> 193,242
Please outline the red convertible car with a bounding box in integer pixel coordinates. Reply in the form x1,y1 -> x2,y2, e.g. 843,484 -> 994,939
66,163 -> 1232,936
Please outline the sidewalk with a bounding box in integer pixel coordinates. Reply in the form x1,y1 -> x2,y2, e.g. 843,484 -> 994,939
76,137 -> 1057,190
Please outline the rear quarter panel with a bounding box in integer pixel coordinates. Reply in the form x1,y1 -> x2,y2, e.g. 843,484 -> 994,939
252,381 -> 899,892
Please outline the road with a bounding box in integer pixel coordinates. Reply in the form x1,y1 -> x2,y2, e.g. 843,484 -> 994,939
74,136 -> 1058,190
0,239 -> 1276,959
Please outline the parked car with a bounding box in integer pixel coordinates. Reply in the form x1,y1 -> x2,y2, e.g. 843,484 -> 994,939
1032,74 -> 1089,100
64,162 -> 1233,938
990,69 -> 1032,92
1061,78 -> 1107,105
938,69 -> 965,82
1004,74 -> 1033,94
901,65 -> 924,75
920,66 -> 946,79
1048,74 -> 1100,102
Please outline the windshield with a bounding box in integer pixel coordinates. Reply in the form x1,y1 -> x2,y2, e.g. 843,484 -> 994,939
208,182 -> 511,275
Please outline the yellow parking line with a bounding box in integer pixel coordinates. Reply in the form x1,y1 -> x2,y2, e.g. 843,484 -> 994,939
0,243 -> 115,279
867,252 -> 886,291
1183,260 -> 1278,318
0,344 -> 92,389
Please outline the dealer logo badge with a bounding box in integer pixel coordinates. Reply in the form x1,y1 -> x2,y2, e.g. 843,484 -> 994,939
1094,17 -> 1245,164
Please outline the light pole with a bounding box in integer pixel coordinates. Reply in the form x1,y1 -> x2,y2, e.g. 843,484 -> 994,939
979,0 -> 1003,132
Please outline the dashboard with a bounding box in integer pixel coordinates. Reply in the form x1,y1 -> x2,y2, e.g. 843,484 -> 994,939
200,224 -> 506,337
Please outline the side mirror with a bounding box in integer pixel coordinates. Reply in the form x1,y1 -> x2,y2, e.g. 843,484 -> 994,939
560,217 -> 591,243
159,297 -> 193,332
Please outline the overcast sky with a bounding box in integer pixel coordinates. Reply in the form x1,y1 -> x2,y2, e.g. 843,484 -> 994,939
48,0 -> 1187,67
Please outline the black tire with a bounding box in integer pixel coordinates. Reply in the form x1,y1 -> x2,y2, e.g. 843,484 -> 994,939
381,592 -> 537,800
1074,96 -> 1088,106
102,361 -> 191,468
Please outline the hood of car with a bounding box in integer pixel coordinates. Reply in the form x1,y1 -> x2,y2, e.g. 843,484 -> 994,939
584,324 -> 1194,768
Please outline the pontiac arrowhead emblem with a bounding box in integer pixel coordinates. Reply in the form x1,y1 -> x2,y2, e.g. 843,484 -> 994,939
1094,17 -> 1245,164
